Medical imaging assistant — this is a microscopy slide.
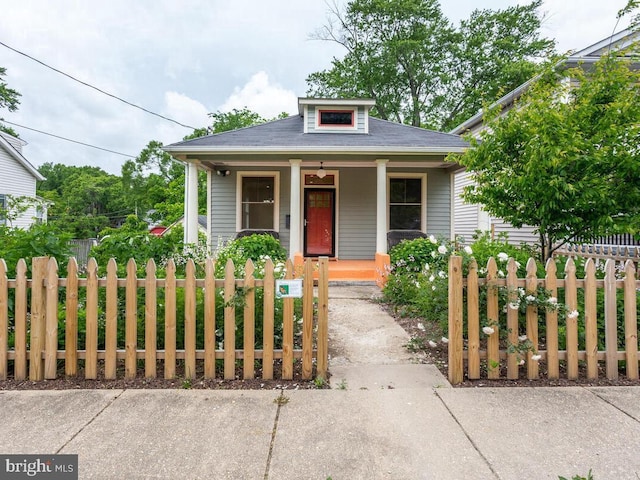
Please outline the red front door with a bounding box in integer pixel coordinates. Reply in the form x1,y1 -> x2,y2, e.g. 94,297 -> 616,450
304,189 -> 335,257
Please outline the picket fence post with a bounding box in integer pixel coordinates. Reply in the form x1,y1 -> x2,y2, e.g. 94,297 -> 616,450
448,255 -> 463,385
29,257 -> 47,381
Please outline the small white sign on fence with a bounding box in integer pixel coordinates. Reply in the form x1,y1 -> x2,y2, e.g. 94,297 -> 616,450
276,279 -> 303,298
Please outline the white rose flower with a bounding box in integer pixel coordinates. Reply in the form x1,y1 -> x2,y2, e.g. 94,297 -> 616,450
438,245 -> 447,255
464,245 -> 473,255
482,326 -> 495,335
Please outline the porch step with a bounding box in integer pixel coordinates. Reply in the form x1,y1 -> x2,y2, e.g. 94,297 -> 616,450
315,259 -> 377,282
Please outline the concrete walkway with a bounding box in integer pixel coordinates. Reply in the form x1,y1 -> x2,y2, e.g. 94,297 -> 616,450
1,285 -> 639,479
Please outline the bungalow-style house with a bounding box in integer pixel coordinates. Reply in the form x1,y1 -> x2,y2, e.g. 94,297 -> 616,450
0,131 -> 47,228
451,27 -> 639,245
163,98 -> 468,282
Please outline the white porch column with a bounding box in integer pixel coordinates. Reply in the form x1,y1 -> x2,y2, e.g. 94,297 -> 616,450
289,159 -> 302,259
185,162 -> 199,245
376,159 -> 388,254
206,169 -> 212,252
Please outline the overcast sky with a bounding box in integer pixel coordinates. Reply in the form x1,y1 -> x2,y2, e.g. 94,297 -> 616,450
0,0 -> 633,175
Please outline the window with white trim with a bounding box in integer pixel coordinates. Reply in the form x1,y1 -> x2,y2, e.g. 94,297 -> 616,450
237,173 -> 280,231
35,204 -> 45,224
389,176 -> 425,230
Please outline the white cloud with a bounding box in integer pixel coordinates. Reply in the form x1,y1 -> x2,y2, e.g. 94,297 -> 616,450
219,72 -> 298,119
163,92 -> 210,128
540,0 -> 632,53
1,0 -> 634,177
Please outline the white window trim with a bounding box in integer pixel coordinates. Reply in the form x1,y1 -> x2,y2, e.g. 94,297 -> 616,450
236,171 -> 281,232
387,172 -> 427,232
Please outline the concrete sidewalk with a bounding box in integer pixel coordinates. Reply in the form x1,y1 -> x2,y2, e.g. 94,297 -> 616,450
1,285 -> 639,479
1,383 -> 640,479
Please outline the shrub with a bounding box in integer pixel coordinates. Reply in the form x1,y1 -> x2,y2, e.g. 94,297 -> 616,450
0,223 -> 72,276
213,234 -> 287,278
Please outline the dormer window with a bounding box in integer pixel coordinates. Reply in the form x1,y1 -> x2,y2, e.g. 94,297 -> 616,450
319,109 -> 354,127
298,98 -> 375,134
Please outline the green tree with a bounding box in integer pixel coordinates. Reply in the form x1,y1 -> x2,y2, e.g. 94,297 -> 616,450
458,48 -> 640,262
0,66 -> 21,137
307,0 -> 554,130
185,107 -> 270,139
38,163 -> 130,237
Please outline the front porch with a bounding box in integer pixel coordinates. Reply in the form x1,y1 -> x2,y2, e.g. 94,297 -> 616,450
296,255 -> 390,287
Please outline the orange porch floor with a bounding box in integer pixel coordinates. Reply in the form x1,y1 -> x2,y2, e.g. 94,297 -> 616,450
313,259 -> 377,282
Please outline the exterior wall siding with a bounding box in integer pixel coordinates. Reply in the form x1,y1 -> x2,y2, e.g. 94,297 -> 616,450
0,132 -> 26,153
454,170 -> 480,241
337,168 -> 376,259
491,218 -> 538,245
0,146 -> 39,229
210,170 -> 238,250
209,165 -> 455,259
425,169 -> 451,238
209,167 -> 291,254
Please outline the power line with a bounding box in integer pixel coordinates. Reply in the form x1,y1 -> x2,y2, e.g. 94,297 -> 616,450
0,40 -> 199,130
1,119 -> 136,158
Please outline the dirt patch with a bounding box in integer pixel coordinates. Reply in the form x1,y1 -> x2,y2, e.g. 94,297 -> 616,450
383,302 -> 640,388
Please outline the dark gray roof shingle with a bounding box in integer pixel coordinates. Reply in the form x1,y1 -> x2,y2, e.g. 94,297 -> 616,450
165,115 -> 468,150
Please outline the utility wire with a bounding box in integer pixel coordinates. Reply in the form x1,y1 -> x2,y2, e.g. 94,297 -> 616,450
0,40 -> 198,130
1,119 -> 136,158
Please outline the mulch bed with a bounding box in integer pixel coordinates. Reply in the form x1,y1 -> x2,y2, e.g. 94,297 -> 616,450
0,360 -> 327,391
385,302 -> 640,388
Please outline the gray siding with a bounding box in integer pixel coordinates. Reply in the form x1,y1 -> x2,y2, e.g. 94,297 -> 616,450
426,169 -> 451,238
337,168 -> 376,259
210,165 -> 455,258
356,106 -> 366,131
210,171 -> 237,249
491,218 -> 538,245
454,170 -> 480,241
277,169 -> 291,252
209,168 -> 291,253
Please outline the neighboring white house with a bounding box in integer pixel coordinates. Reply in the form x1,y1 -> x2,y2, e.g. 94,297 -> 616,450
0,131 -> 46,228
451,28 -> 639,246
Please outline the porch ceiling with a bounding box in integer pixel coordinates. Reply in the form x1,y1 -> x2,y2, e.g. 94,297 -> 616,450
193,154 -> 461,172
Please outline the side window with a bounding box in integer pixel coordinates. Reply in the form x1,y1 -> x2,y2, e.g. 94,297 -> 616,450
0,194 -> 6,226
389,177 -> 424,230
238,173 -> 280,231
35,204 -> 44,224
